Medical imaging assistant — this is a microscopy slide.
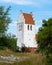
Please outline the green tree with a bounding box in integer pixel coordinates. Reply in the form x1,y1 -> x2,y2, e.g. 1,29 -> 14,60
0,6 -> 11,37
0,6 -> 11,49
5,34 -> 17,51
0,6 -> 17,51
37,18 -> 52,57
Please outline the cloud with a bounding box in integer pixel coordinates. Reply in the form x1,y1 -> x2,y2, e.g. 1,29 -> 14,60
0,0 -> 34,5
0,0 -> 52,7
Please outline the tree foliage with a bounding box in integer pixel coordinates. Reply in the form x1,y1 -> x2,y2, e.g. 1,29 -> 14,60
0,6 -> 17,51
0,6 -> 11,37
37,18 -> 52,56
5,34 -> 17,51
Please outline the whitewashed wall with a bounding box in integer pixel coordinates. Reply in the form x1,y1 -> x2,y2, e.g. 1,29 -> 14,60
17,13 -> 24,47
24,24 -> 37,47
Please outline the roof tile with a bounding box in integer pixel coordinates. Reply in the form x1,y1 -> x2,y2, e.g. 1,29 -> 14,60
23,13 -> 34,24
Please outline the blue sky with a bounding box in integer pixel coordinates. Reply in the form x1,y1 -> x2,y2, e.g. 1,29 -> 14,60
0,0 -> 52,36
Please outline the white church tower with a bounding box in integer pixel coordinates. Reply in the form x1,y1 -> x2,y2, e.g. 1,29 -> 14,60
17,11 -> 37,53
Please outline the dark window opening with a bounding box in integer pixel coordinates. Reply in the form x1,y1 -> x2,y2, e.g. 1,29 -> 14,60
30,25 -> 32,30
28,25 -> 29,30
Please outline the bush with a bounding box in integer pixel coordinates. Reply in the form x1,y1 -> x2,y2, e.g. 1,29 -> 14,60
45,56 -> 52,65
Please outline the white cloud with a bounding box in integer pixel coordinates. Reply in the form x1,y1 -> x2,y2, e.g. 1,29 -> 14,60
0,0 -> 52,8
0,0 -> 34,5
0,0 -> 52,7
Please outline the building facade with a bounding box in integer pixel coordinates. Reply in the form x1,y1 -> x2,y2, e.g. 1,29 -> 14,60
17,11 -> 37,53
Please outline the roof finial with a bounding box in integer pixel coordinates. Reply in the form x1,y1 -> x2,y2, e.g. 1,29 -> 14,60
30,12 -> 32,15
20,10 -> 23,13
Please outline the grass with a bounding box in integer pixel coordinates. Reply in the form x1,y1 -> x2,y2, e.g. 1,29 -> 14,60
0,50 -> 46,65
13,54 -> 45,65
0,49 -> 31,56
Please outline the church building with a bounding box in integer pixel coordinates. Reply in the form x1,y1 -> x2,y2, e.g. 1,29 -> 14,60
17,11 -> 37,53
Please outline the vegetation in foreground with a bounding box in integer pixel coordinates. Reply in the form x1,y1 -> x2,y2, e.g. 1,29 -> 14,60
0,50 -> 50,65
13,54 -> 45,65
0,50 -> 45,65
0,50 -> 52,65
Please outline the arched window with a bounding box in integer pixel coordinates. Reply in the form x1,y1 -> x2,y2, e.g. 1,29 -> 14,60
30,25 -> 32,30
28,25 -> 29,30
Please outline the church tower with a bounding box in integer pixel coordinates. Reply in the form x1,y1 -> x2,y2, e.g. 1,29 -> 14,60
17,11 -> 37,53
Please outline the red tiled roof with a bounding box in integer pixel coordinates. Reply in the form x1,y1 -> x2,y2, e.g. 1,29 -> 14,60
23,13 -> 34,24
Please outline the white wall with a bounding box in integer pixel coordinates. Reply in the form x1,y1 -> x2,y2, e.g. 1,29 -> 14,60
24,24 -> 37,47
17,13 -> 24,47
